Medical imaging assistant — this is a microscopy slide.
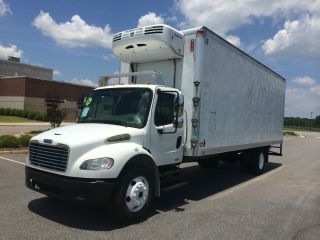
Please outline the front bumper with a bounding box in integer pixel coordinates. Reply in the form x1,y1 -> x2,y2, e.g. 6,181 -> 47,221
25,166 -> 116,205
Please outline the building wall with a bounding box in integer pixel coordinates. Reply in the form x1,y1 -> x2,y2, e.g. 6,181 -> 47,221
0,77 -> 26,96
24,97 -> 81,121
0,96 -> 25,109
0,59 -> 53,80
0,77 -> 94,121
23,77 -> 93,101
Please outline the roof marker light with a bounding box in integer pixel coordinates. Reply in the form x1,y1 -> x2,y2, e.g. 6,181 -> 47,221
196,30 -> 205,36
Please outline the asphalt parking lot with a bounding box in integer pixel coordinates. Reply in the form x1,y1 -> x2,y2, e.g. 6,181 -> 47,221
0,132 -> 320,240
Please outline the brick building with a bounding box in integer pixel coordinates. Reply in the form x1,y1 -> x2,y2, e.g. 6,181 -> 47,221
0,77 -> 94,121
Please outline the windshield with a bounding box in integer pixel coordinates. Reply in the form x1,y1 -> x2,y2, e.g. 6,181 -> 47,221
78,88 -> 153,128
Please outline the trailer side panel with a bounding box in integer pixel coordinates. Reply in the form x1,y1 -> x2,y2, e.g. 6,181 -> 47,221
196,31 -> 285,156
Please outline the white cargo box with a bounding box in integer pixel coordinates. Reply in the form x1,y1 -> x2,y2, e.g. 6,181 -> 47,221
179,27 -> 285,157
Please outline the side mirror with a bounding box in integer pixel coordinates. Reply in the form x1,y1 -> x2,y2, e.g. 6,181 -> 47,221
174,116 -> 184,128
175,94 -> 184,116
174,94 -> 184,129
178,94 -> 184,106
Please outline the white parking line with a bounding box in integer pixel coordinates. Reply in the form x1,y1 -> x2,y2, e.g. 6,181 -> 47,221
209,165 -> 284,201
0,156 -> 25,165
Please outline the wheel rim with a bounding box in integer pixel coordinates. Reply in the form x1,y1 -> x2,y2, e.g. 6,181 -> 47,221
125,176 -> 149,212
258,153 -> 264,170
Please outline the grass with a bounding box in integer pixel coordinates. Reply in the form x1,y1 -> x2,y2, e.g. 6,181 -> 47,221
283,131 -> 298,136
0,116 -> 41,123
284,127 -> 320,132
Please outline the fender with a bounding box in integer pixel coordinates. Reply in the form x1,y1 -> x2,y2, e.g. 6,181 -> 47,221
69,142 -> 160,196
119,153 -> 161,197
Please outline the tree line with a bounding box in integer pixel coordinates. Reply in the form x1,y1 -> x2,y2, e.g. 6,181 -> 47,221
284,115 -> 320,128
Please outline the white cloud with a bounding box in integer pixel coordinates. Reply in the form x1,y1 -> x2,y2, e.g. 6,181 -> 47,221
285,87 -> 320,117
293,76 -> 316,86
53,70 -> 62,76
33,11 -> 113,48
310,86 -> 320,95
0,0 -> 11,16
102,55 -> 109,61
225,35 -> 241,47
137,12 -> 164,27
0,44 -> 23,59
71,78 -> 97,87
176,0 -> 320,35
263,15 -> 320,58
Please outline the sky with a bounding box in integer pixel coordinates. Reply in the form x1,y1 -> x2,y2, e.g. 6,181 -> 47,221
0,0 -> 319,118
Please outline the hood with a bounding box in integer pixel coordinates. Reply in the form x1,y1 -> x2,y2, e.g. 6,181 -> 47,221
32,123 -> 144,148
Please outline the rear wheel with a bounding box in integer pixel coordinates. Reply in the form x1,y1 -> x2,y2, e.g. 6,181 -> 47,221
241,148 -> 268,175
111,164 -> 155,224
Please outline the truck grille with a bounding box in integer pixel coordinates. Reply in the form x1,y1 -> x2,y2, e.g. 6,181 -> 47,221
29,142 -> 69,172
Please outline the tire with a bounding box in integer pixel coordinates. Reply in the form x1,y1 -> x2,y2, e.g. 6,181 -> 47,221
111,164 -> 155,224
248,149 -> 267,175
198,158 -> 219,168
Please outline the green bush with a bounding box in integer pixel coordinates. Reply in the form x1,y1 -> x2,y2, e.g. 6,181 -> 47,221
27,112 -> 36,120
42,114 -> 48,122
21,110 -> 28,118
0,108 -> 48,122
4,108 -> 11,115
0,135 -> 20,148
34,113 -> 44,121
16,109 -> 24,117
18,135 -> 32,147
10,109 -> 18,116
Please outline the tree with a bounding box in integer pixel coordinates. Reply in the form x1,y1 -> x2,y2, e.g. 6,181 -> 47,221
47,104 -> 65,128
314,115 -> 320,127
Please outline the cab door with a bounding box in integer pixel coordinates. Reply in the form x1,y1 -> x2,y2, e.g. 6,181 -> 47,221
150,88 -> 184,166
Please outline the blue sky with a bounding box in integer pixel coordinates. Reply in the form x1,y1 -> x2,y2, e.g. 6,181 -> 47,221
0,0 -> 319,117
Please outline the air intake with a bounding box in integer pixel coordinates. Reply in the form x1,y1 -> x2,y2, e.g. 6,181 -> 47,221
113,33 -> 122,42
144,25 -> 164,35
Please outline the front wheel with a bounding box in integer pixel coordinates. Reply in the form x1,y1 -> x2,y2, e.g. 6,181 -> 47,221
111,164 -> 155,224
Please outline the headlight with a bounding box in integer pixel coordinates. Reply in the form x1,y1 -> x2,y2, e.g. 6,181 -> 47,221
80,157 -> 114,170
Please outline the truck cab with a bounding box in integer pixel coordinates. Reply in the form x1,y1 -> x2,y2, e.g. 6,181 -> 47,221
26,84 -> 185,223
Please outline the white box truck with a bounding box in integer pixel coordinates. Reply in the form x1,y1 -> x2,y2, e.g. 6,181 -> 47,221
26,24 -> 285,223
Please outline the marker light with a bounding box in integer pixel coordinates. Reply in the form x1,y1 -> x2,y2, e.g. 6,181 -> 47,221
196,30 -> 205,36
107,133 -> 131,142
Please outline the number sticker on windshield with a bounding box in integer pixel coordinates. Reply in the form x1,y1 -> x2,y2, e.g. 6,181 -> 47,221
85,97 -> 92,106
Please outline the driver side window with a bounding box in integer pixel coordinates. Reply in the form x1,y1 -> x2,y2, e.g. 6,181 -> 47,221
154,93 -> 175,126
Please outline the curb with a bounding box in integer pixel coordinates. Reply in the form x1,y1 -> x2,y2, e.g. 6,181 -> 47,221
0,149 -> 28,155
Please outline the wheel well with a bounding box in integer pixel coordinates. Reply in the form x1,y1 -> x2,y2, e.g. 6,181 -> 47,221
119,154 -> 160,197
